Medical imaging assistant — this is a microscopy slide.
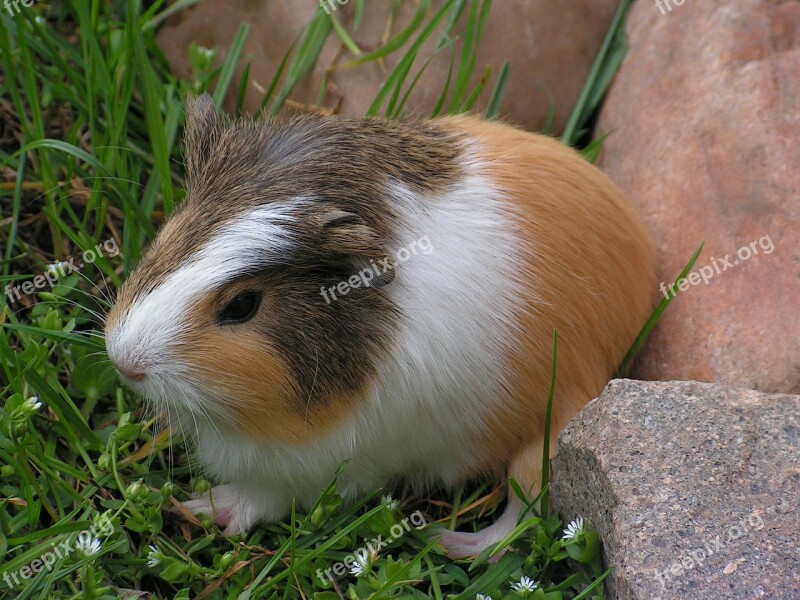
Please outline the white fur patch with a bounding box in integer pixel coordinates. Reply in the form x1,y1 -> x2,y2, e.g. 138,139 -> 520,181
192,154 -> 526,521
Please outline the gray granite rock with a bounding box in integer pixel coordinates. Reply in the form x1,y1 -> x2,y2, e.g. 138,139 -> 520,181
550,379 -> 799,600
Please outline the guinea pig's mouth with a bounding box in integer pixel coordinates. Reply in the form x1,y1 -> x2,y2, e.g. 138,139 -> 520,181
112,367 -> 153,398
116,366 -> 146,384
112,362 -> 230,427
109,359 -> 150,390
105,330 -> 230,426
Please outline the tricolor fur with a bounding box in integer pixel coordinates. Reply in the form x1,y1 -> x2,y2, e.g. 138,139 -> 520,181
105,96 -> 657,550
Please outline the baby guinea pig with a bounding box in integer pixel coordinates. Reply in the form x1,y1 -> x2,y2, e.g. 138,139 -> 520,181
105,94 -> 657,557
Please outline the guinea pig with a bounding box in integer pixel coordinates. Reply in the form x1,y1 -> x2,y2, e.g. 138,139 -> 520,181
105,94 -> 657,557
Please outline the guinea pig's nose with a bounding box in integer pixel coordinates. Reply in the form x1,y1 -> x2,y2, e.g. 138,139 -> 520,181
110,358 -> 146,382
118,366 -> 146,382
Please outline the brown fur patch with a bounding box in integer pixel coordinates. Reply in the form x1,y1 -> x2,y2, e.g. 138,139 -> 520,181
436,115 -> 658,485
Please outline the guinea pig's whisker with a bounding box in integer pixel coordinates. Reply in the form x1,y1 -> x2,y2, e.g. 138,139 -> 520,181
98,361 -> 119,381
58,297 -> 108,324
76,333 -> 108,344
70,270 -> 115,310
129,418 -> 156,483
187,411 -> 204,475
28,289 -> 110,322
174,412 -> 191,476
135,401 -> 158,468
12,299 -> 110,341
164,386 -> 215,479
163,404 -> 176,482
193,402 -> 224,442
300,343 -> 319,433
10,297 -> 94,323
156,376 -> 228,444
147,393 -> 171,460
189,365 -> 284,401
68,287 -> 114,314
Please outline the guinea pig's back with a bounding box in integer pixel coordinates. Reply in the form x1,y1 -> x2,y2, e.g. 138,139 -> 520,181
437,115 -> 658,471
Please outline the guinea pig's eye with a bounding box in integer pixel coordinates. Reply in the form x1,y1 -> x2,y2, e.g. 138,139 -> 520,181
217,291 -> 262,325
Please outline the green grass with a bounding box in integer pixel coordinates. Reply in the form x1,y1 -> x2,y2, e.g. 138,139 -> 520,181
0,1 -> 644,598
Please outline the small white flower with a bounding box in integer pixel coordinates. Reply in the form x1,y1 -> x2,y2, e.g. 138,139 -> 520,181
381,495 -> 399,510
147,545 -> 161,568
23,396 -> 43,412
75,532 -> 101,556
349,553 -> 370,577
476,594 -> 493,600
511,576 -> 539,593
562,516 -> 585,541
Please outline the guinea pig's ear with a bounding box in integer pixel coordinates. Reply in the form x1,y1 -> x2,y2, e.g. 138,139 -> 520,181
316,208 -> 395,288
184,94 -> 224,182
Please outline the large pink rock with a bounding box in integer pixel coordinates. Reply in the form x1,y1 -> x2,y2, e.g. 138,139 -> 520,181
156,0 -> 618,132
599,0 -> 800,393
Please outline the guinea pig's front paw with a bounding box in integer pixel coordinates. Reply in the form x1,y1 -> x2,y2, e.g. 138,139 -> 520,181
182,484 -> 267,536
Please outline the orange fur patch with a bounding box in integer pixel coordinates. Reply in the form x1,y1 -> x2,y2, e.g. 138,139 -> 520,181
180,290 -> 368,444
439,115 -> 658,485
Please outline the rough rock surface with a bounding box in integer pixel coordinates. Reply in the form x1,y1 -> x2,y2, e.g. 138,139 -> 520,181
156,0 -> 618,132
598,0 -> 800,393
551,379 -> 800,600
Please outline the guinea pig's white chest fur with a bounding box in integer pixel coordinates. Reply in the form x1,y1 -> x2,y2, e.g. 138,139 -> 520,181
106,97 -> 657,553
193,168 -> 523,515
